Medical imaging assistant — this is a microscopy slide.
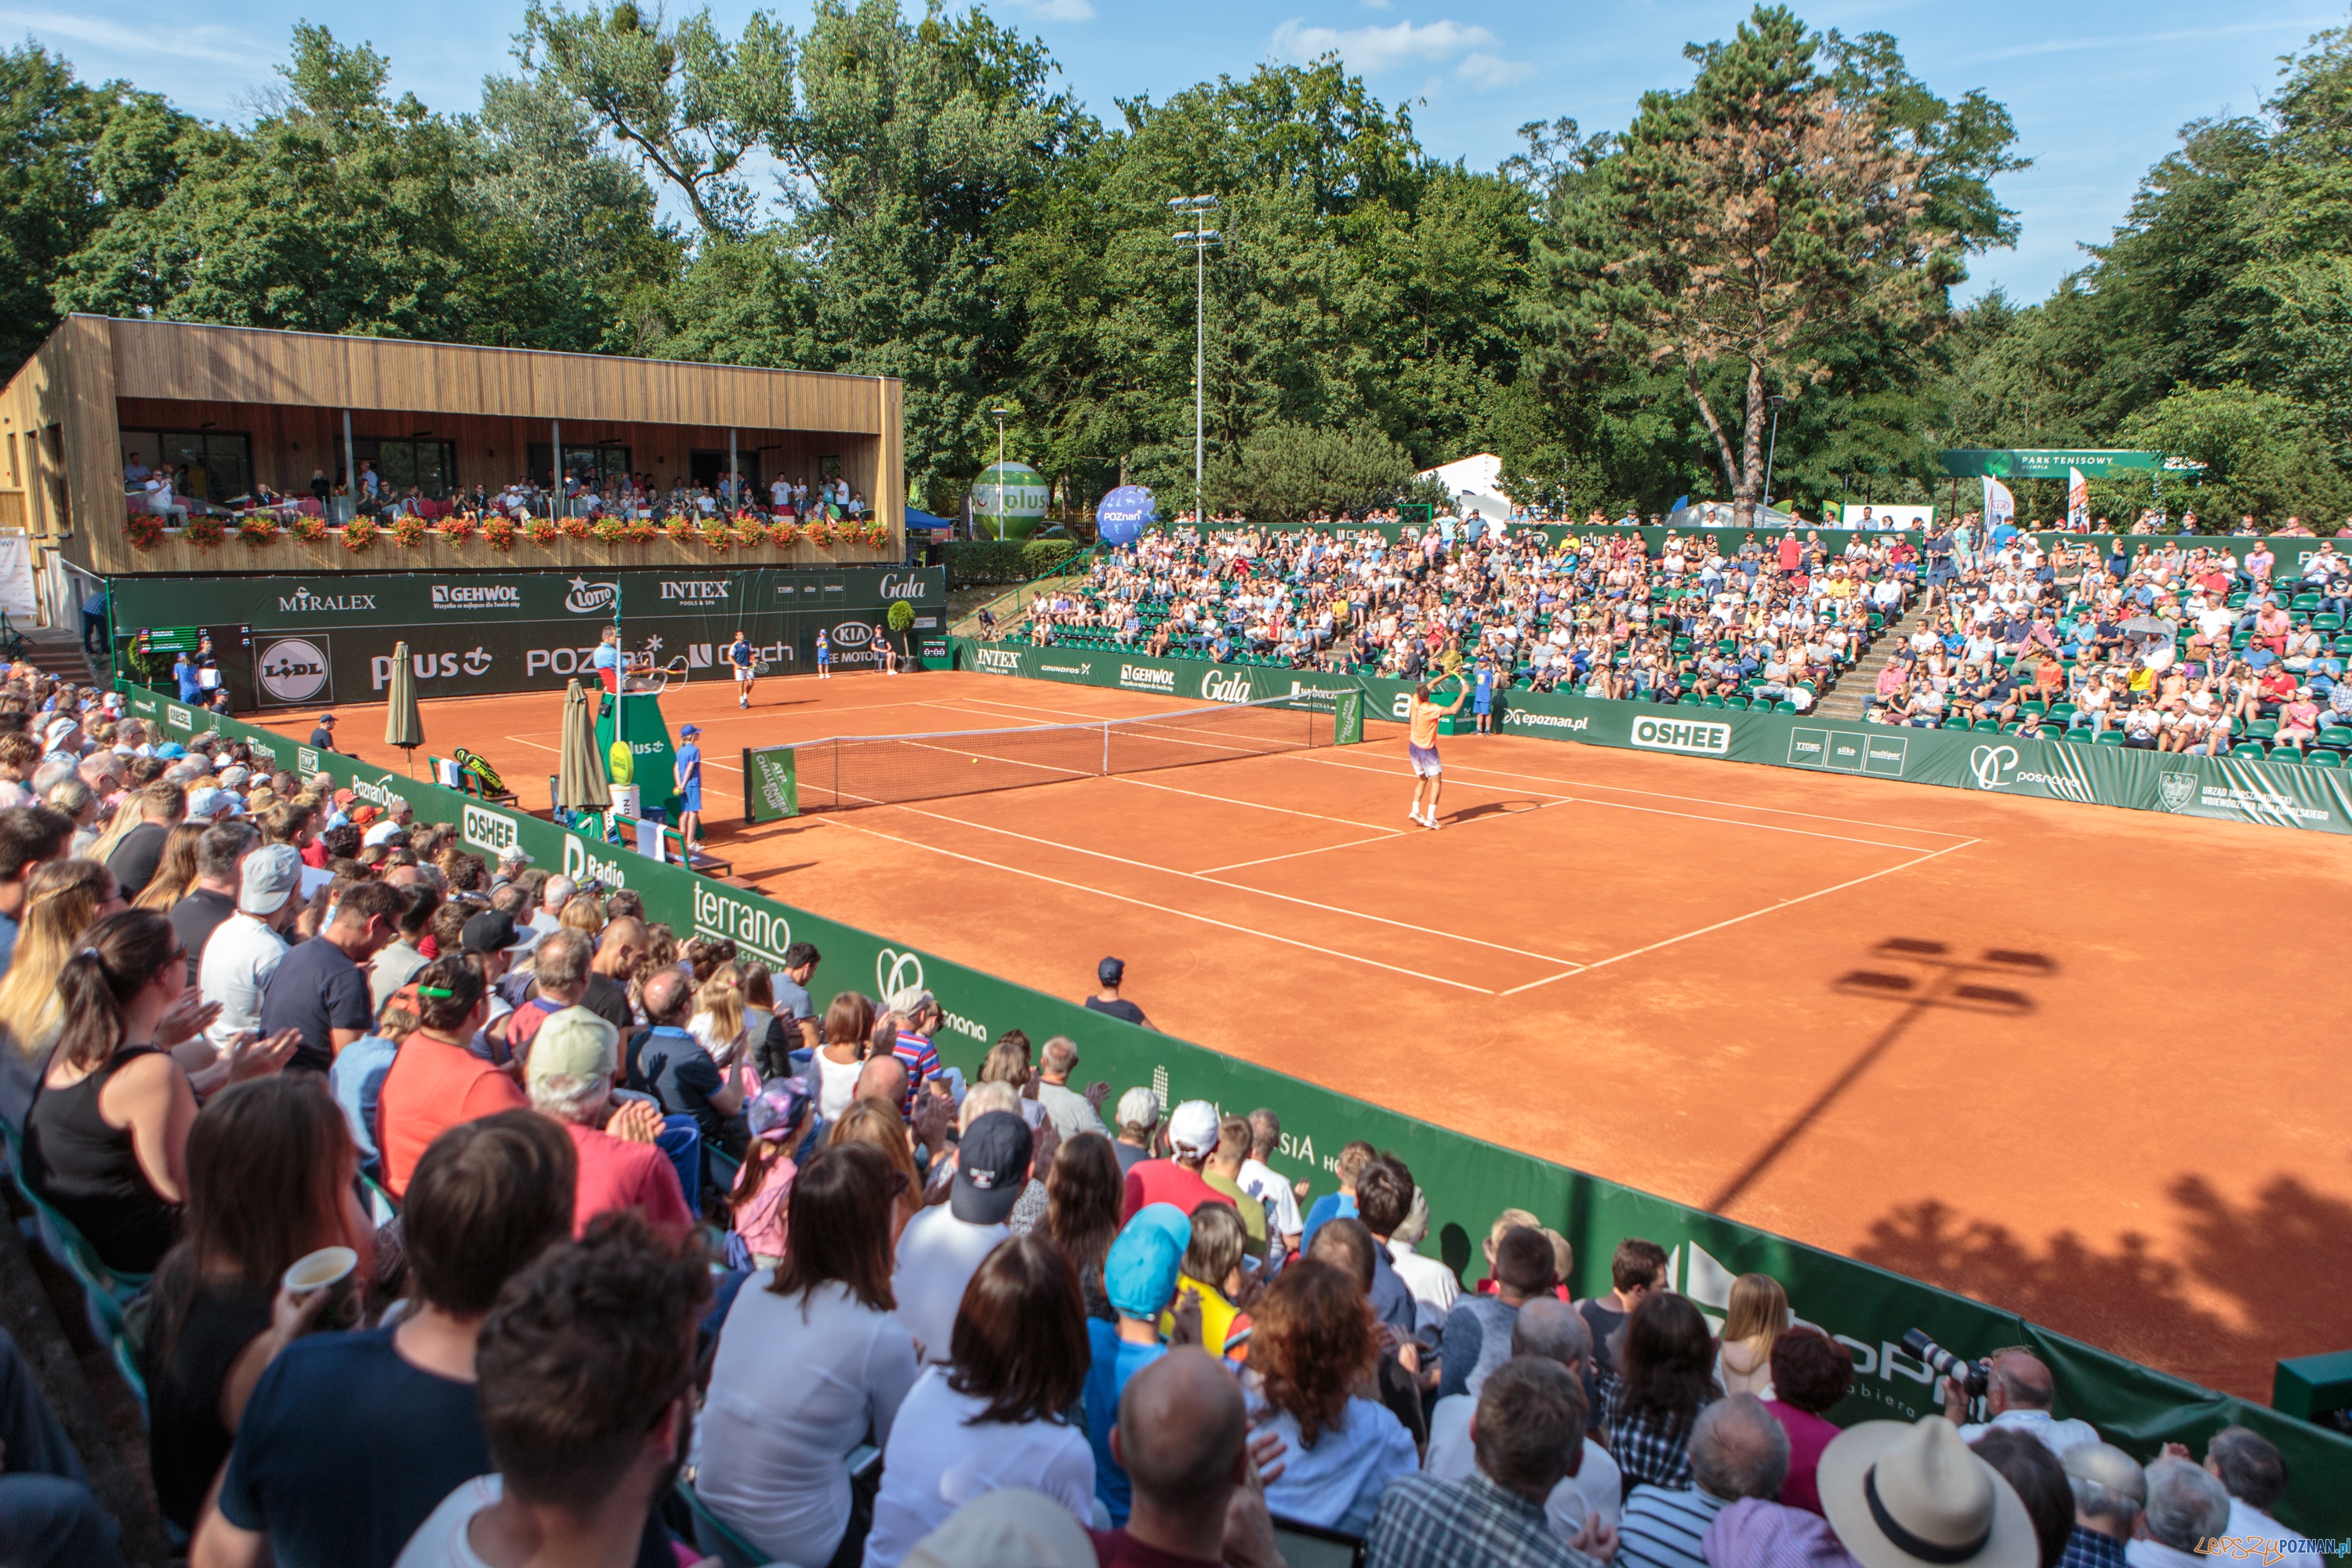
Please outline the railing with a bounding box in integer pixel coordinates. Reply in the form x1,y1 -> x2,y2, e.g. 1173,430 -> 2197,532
950,546 -> 1098,638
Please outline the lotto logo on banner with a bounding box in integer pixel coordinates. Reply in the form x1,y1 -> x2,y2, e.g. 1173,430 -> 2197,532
1120,663 -> 1176,693
256,637 -> 332,706
975,647 -> 1024,673
694,884 -> 793,967
1199,670 -> 1253,703
563,579 -> 620,615
1630,716 -> 1732,756
461,803 -> 519,857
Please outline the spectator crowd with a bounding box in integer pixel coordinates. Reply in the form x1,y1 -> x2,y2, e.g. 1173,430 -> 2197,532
1006,517 -> 1919,713
0,664 -> 2330,1568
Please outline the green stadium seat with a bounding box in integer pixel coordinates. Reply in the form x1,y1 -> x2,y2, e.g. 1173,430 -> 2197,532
2246,719 -> 2279,740
1703,695 -> 1726,708
2095,731 -> 2125,746
2233,742 -> 2270,760
1724,696 -> 1750,710
1775,701 -> 1798,713
1973,719 -> 2002,733
2307,749 -> 2342,767
2020,700 -> 2047,715
1678,694 -> 1703,706
2273,746 -> 2307,762
2063,729 -> 2092,744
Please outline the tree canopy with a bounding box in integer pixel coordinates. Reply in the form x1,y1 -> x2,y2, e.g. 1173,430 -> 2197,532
6,4 -> 2350,526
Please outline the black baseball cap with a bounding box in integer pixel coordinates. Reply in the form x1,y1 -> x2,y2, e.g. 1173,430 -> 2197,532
1098,956 -> 1124,985
952,1111 -> 1033,1225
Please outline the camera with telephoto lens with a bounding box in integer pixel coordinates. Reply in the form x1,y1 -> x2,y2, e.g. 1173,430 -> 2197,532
1900,1330 -> 1990,1400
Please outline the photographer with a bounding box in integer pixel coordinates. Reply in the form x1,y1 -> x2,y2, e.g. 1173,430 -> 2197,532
1940,1348 -> 2097,1459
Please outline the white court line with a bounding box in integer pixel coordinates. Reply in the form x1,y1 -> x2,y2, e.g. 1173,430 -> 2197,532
815,814 -> 1501,993
1197,832 -> 1406,874
868,798 -> 1584,969
1495,837 -> 1983,996
1563,795 -> 1933,853
1287,749 -> 1971,844
1112,774 -> 1405,835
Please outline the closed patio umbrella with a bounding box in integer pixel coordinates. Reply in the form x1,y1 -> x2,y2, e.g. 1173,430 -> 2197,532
384,641 -> 424,775
556,679 -> 610,815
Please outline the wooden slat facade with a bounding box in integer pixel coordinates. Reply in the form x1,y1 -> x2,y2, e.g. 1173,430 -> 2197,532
0,316 -> 905,583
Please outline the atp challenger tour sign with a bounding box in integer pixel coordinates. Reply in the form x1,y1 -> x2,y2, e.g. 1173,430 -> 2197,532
110,566 -> 943,706
111,675 -> 2352,1528
949,638 -> 2352,839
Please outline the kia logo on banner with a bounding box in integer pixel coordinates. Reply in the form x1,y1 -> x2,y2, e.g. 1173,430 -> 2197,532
256,637 -> 332,706
830,622 -> 873,648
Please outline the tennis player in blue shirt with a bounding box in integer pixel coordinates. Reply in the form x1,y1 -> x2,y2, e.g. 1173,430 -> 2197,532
675,724 -> 704,855
728,630 -> 756,709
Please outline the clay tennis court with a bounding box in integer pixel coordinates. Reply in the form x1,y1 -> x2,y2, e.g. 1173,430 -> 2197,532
256,670 -> 2352,1401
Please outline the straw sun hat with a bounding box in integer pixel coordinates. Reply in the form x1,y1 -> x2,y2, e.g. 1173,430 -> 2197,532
1819,1417 -> 2038,1568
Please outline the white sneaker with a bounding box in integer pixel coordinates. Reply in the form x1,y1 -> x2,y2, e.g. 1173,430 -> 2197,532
1426,814 -> 1441,830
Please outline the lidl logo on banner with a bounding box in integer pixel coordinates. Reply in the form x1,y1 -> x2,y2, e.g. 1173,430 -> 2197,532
1119,664 -> 1175,692
561,835 -> 630,890
2158,772 -> 2197,812
461,803 -> 519,857
1631,716 -> 1732,756
1199,670 -> 1253,702
694,883 -> 792,967
166,705 -> 192,732
975,647 -> 1023,673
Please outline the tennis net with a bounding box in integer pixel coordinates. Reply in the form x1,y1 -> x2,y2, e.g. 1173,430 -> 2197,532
786,693 -> 1345,811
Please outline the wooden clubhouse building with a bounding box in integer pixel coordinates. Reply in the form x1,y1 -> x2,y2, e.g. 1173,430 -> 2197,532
0,316 -> 908,616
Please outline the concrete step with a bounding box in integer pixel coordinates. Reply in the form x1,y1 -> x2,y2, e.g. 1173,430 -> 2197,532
12,630 -> 102,688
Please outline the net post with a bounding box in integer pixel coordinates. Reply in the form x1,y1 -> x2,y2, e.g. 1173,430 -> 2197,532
1102,719 -> 1110,777
1335,691 -> 1363,746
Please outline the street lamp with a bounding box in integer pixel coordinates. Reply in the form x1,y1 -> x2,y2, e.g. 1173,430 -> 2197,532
1170,195 -> 1221,525
1762,394 -> 1787,521
991,406 -> 1008,542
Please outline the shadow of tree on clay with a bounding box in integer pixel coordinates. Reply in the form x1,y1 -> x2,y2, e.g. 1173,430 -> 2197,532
1854,1167 -> 2352,1402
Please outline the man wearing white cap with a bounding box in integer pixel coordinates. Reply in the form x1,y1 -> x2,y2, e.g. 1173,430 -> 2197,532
523,1005 -> 691,1236
38,717 -> 79,765
201,844 -> 304,1051
1120,1099 -> 1240,1224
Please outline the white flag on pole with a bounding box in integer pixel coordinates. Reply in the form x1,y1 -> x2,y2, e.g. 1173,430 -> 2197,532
1983,476 -> 2015,530
2067,466 -> 2089,530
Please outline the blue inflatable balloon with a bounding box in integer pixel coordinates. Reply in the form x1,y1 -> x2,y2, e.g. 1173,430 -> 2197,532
1094,485 -> 1156,546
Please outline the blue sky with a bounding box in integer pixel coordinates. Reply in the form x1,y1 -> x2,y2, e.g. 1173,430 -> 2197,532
9,0 -> 2342,303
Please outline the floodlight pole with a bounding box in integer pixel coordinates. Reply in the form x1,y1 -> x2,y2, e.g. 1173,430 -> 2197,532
1763,395 -> 1786,518
992,407 -> 1008,541
1171,196 -> 1221,525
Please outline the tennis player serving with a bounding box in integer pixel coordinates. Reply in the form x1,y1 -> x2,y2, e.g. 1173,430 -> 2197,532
1406,676 -> 1469,829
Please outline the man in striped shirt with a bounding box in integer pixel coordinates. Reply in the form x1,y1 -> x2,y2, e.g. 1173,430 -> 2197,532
1617,1395 -> 1791,1568
887,984 -> 944,1111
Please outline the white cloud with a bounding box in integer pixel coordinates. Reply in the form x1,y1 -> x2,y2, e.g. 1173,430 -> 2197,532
1455,51 -> 1535,89
1269,16 -> 1499,76
1361,0 -> 1393,9
0,9 -> 260,66
1000,0 -> 1096,18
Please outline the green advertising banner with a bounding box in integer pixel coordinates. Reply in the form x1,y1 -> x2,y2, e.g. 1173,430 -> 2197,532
743,744 -> 800,824
113,681 -> 2352,1529
952,639 -> 2352,840
1937,449 -> 2165,480
109,566 -> 945,710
